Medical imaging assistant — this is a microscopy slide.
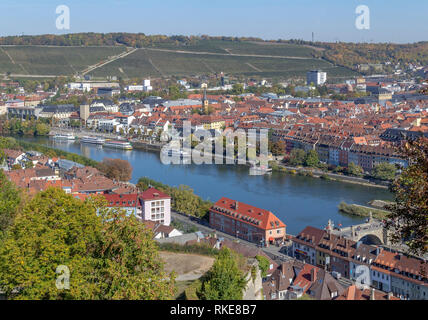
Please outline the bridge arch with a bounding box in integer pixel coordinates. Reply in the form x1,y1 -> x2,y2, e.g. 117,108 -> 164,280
358,234 -> 383,245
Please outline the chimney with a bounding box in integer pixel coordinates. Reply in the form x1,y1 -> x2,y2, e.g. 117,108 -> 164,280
387,292 -> 393,300
281,263 -> 286,275
370,288 -> 376,301
310,268 -> 317,282
235,201 -> 239,209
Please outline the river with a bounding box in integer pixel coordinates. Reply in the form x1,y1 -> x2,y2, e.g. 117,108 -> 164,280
17,136 -> 393,235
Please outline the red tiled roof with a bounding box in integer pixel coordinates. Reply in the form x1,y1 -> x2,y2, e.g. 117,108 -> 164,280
211,197 -> 286,231
103,193 -> 139,207
140,188 -> 170,201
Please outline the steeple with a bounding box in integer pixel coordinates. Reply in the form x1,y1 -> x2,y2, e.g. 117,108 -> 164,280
201,83 -> 209,112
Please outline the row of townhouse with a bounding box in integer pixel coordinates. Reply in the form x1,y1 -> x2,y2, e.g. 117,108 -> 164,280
291,226 -> 428,300
85,113 -> 136,133
283,132 -> 407,171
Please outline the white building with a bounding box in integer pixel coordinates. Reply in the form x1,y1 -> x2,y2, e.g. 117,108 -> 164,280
143,79 -> 153,92
307,70 -> 327,86
126,85 -> 144,91
139,188 -> 171,226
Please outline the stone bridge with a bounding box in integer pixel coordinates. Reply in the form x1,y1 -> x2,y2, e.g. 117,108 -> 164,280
329,215 -> 389,245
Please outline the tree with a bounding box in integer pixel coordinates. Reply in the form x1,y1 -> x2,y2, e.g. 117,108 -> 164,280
255,255 -> 270,278
304,150 -> 319,167
198,248 -> 247,300
347,162 -> 364,177
372,162 -> 396,181
231,83 -> 244,95
11,164 -> 22,170
288,149 -> 306,166
0,188 -> 175,299
271,141 -> 285,156
24,160 -> 34,169
0,170 -> 22,237
98,158 -> 132,181
94,200 -> 176,299
385,138 -> 428,256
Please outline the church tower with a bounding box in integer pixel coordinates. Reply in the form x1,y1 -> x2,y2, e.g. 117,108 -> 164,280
201,83 -> 209,113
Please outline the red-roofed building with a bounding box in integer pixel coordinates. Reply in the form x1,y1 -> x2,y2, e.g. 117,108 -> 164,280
139,188 -> 171,226
103,193 -> 140,217
209,197 -> 286,246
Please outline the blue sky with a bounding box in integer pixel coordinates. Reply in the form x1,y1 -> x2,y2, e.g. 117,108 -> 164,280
0,0 -> 427,43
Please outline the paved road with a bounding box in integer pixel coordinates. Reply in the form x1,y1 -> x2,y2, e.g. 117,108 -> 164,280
140,47 -> 320,61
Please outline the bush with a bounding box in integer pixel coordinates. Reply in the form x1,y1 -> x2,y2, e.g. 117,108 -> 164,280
320,173 -> 331,180
157,242 -> 219,257
338,201 -> 389,219
184,280 -> 202,300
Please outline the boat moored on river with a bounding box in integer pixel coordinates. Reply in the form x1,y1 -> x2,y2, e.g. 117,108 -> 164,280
103,140 -> 133,150
80,136 -> 106,145
51,133 -> 76,141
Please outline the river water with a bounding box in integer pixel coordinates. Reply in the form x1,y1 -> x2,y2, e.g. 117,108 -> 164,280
18,136 -> 393,235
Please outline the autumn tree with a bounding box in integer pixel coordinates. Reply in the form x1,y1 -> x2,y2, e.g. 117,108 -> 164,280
0,188 -> 175,299
385,138 -> 428,256
98,158 -> 133,181
271,141 -> 285,156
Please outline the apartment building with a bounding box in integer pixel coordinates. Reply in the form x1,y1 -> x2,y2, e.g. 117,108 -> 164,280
210,197 -> 286,246
139,188 -> 171,226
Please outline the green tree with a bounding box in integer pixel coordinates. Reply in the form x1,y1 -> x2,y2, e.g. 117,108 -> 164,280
0,170 -> 22,237
288,149 -> 306,166
0,188 -> 175,299
94,201 -> 176,299
198,248 -> 247,300
304,150 -> 319,167
255,255 -> 270,278
231,83 -> 244,95
347,162 -> 364,177
372,162 -> 396,181
385,138 -> 428,256
24,160 -> 34,169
